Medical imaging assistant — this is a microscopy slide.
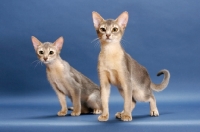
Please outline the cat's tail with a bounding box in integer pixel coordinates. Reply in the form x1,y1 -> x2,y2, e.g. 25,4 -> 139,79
150,69 -> 170,92
68,107 -> 73,111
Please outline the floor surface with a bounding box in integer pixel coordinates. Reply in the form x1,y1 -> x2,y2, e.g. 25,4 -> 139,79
1,93 -> 199,132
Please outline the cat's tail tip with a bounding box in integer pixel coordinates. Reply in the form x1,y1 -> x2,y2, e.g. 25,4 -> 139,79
68,107 -> 73,111
157,69 -> 170,77
31,36 -> 36,39
151,69 -> 170,92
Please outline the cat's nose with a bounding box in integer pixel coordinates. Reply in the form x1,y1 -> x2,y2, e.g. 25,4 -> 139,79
106,34 -> 111,38
44,57 -> 48,61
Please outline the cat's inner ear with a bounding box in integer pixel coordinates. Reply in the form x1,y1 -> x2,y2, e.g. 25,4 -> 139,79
116,11 -> 129,29
92,11 -> 104,29
54,36 -> 64,51
31,36 -> 41,51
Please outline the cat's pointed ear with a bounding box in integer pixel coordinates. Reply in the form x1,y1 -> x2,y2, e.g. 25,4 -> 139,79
92,11 -> 104,29
31,36 -> 41,50
54,36 -> 64,51
116,11 -> 129,29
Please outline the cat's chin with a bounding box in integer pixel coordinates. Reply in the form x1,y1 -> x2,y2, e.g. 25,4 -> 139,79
103,39 -> 120,43
104,39 -> 113,43
43,61 -> 51,64
106,40 -> 112,42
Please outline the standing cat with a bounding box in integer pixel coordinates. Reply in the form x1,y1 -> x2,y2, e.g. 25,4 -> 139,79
31,36 -> 102,116
92,11 -> 170,121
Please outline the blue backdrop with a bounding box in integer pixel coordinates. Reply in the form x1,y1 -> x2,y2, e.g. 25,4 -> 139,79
0,0 -> 200,131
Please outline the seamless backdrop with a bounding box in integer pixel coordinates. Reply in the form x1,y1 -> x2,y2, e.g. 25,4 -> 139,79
0,0 -> 200,131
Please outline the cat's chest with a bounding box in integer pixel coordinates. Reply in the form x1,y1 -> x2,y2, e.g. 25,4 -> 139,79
98,49 -> 124,85
47,66 -> 64,82
46,63 -> 69,95
47,63 -> 64,79
99,49 -> 124,70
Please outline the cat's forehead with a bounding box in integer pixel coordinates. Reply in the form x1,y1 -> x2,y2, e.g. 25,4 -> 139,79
101,19 -> 118,27
38,42 -> 55,50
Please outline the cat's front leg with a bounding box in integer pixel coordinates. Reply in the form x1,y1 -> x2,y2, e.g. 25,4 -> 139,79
115,91 -> 136,120
119,81 -> 133,121
56,91 -> 67,116
115,88 -> 125,119
71,89 -> 81,116
98,71 -> 111,121
115,110 -> 124,119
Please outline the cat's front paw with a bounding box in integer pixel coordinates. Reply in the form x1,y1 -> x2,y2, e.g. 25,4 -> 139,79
150,109 -> 159,116
71,111 -> 81,116
93,109 -> 102,114
115,112 -> 122,119
121,113 -> 132,121
57,110 -> 67,116
98,114 -> 109,121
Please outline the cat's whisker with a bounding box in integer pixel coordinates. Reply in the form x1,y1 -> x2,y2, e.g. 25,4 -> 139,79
32,60 -> 43,68
35,61 -> 41,68
91,38 -> 101,49
94,41 -> 100,49
121,41 -> 127,48
121,38 -> 130,48
91,38 -> 100,43
39,61 -> 43,66
121,38 -> 130,44
31,60 -> 39,64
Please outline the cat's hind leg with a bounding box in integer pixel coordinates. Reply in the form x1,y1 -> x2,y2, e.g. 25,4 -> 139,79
93,109 -> 102,114
87,92 -> 102,114
68,107 -> 93,114
149,94 -> 159,116
81,106 -> 92,114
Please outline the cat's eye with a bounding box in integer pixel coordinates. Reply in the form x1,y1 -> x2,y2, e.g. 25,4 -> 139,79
100,27 -> 106,32
49,51 -> 54,55
39,51 -> 44,54
112,27 -> 118,32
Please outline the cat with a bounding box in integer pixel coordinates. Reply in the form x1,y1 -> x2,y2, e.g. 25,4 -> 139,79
31,36 -> 102,116
92,11 -> 170,121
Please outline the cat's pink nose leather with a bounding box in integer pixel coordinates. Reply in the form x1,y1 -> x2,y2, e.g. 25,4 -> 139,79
44,57 -> 48,61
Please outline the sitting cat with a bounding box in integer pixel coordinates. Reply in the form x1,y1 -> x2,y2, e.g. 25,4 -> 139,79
92,11 -> 170,121
31,36 -> 102,116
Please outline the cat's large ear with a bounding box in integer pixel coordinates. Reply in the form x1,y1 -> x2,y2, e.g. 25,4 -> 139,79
116,11 -> 129,29
54,36 -> 64,51
92,11 -> 104,29
31,36 -> 41,50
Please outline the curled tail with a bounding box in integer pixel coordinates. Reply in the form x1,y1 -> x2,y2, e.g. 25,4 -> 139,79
150,69 -> 170,92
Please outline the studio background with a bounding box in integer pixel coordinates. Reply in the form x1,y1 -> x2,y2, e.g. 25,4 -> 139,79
0,0 -> 200,131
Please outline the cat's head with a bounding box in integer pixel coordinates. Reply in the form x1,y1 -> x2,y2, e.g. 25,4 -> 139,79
31,36 -> 64,64
92,11 -> 128,44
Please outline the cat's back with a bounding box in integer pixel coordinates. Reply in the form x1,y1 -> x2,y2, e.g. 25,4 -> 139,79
124,52 -> 150,84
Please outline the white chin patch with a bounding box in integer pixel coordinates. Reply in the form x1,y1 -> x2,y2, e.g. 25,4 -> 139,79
105,39 -> 112,42
43,61 -> 49,64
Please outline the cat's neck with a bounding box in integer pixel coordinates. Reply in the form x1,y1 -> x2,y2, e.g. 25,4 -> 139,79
100,41 -> 123,53
45,56 -> 64,69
